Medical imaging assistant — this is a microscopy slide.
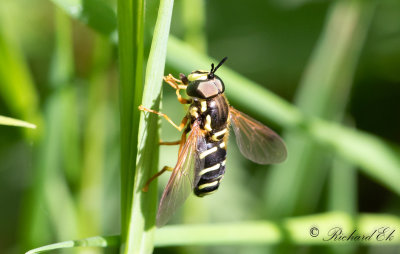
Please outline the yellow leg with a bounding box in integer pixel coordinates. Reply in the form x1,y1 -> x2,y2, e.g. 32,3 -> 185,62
163,74 -> 187,90
139,105 -> 188,131
142,166 -> 173,192
175,89 -> 191,104
159,128 -> 187,155
163,74 -> 191,104
159,140 -> 181,145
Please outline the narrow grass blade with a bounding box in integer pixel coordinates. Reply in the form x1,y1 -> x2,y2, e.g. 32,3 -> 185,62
328,157 -> 357,254
155,222 -> 281,246
25,235 -> 120,254
24,213 -> 400,253
329,157 -> 357,214
308,119 -> 400,195
117,0 -> 145,244
124,0 -> 175,253
156,212 -> 400,246
0,115 -> 36,129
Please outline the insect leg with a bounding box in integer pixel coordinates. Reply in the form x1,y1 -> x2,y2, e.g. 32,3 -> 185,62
159,126 -> 188,157
142,166 -> 173,192
163,74 -> 187,90
163,75 -> 191,104
175,89 -> 192,104
159,140 -> 181,145
139,105 -> 187,131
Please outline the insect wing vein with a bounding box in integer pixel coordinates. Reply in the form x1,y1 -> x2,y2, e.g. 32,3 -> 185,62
229,107 -> 287,164
156,120 -> 205,227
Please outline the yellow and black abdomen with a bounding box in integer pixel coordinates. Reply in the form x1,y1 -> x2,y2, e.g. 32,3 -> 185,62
192,94 -> 229,197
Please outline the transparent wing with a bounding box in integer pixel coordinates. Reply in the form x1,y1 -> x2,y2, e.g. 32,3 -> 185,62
156,120 -> 206,227
229,107 -> 287,164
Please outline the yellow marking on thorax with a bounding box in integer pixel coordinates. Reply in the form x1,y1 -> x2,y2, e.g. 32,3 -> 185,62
221,160 -> 226,166
199,146 -> 217,159
190,107 -> 199,118
204,115 -> 212,131
199,163 -> 220,176
198,180 -> 219,190
200,101 -> 207,112
188,72 -> 208,81
212,128 -> 227,141
219,142 -> 225,148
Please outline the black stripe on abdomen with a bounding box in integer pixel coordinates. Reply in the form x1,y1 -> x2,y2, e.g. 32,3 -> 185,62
194,141 -> 226,197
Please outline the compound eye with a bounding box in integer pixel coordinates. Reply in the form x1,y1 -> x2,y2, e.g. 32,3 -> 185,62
197,82 -> 219,98
213,79 -> 224,93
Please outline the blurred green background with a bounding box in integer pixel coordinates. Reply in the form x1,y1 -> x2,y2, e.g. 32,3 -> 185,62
1,0 -> 400,253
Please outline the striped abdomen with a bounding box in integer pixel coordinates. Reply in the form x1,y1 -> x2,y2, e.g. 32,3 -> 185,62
194,140 -> 226,197
191,94 -> 229,197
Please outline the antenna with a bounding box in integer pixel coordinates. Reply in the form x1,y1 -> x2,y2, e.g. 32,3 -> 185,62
208,57 -> 228,79
213,57 -> 228,74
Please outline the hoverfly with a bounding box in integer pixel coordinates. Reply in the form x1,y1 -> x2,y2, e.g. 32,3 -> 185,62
139,57 -> 287,227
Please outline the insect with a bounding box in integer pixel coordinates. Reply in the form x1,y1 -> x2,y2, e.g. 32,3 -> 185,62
139,57 -> 287,227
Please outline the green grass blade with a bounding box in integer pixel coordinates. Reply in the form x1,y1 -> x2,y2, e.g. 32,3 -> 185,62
155,222 -> 281,246
25,235 -> 120,254
124,0 -> 175,253
24,212 -> 400,252
328,156 -> 358,254
308,119 -> 400,195
156,212 -> 400,246
117,0 -> 145,245
0,115 -> 36,128
329,157 -> 357,214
